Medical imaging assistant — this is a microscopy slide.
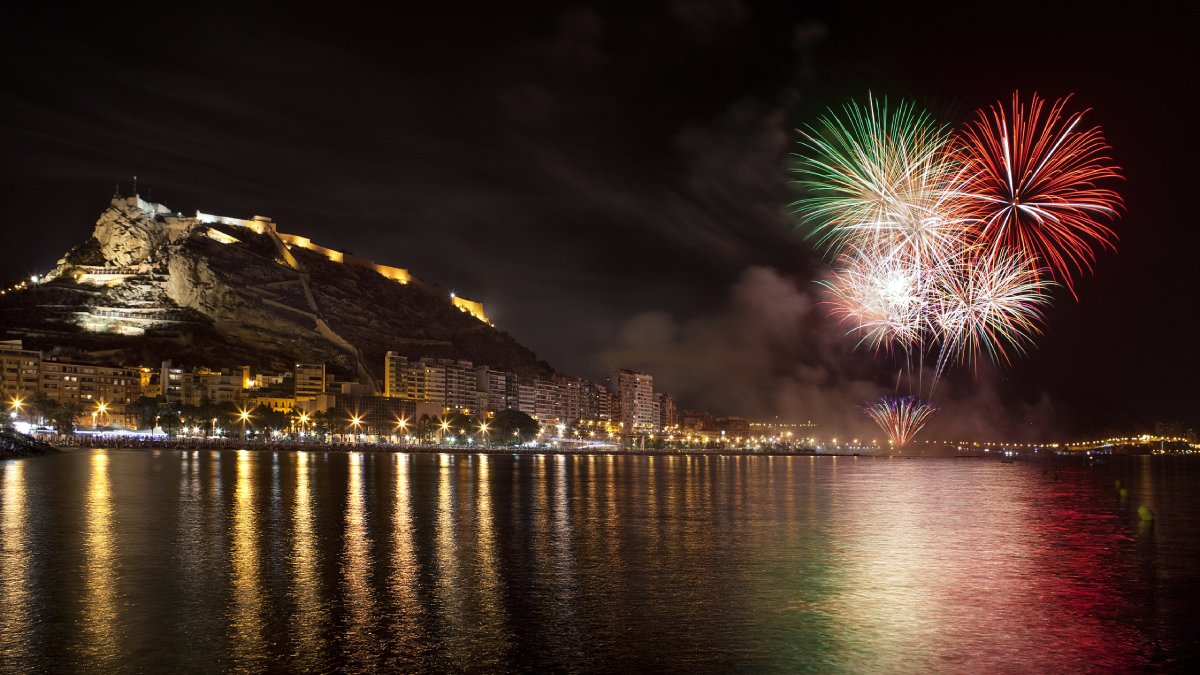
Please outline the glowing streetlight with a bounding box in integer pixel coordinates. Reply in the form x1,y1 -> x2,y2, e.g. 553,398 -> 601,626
478,421 -> 490,447
90,400 -> 109,429
9,396 -> 23,423
238,407 -> 252,437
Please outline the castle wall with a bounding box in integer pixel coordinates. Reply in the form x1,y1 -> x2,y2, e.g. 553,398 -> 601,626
130,197 -> 485,322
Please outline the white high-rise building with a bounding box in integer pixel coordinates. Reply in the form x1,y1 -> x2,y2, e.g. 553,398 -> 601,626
608,368 -> 656,433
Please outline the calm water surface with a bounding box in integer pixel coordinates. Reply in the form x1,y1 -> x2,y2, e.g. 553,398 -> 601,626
2,449 -> 1198,673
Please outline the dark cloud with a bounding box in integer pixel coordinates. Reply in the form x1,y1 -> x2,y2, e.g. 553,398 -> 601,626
598,266 -> 1063,441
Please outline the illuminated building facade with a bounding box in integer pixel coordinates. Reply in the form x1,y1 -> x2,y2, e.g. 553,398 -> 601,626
0,341 -> 41,402
37,358 -> 140,406
609,368 -> 656,433
294,363 -> 326,401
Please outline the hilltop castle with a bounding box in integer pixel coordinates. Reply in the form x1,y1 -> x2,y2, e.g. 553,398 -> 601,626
50,195 -> 490,326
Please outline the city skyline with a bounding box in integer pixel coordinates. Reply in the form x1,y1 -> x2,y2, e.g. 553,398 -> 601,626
2,4 -> 1197,437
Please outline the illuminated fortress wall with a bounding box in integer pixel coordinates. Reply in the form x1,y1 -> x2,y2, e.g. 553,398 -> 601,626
450,295 -> 488,324
187,203 -> 490,324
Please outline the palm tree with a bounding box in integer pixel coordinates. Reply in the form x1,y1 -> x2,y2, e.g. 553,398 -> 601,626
28,392 -> 55,426
49,402 -> 82,436
157,409 -> 182,437
127,396 -> 161,430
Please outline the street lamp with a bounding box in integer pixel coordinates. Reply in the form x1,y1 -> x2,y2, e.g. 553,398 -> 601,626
349,414 -> 363,442
478,421 -> 489,447
9,396 -> 23,424
238,407 -> 252,438
95,400 -> 108,429
439,419 -> 451,445
395,417 -> 408,446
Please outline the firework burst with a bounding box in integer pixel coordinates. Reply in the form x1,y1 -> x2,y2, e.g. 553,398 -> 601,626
791,94 -> 971,264
955,92 -> 1123,295
822,247 -> 932,353
790,91 -> 1121,447
863,396 -> 939,450
933,248 -> 1052,371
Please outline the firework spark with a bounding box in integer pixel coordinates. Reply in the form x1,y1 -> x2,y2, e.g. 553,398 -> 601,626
956,92 -> 1123,295
863,396 -> 939,450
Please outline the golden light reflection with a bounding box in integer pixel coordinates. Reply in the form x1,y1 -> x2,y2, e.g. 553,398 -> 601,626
533,455 -> 550,571
389,454 -> 423,651
550,456 -> 580,631
0,462 -> 31,664
175,448 -> 211,656
291,452 -> 324,668
645,456 -> 661,553
230,450 -> 266,671
433,454 -> 465,635
471,455 -> 511,661
605,455 -> 619,566
584,455 -> 597,524
82,452 -> 120,667
342,452 -> 379,669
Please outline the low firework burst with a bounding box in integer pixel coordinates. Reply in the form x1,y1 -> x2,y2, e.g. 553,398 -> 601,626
863,396 -> 939,450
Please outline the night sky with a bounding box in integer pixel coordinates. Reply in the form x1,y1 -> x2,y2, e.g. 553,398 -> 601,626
2,3 -> 1196,438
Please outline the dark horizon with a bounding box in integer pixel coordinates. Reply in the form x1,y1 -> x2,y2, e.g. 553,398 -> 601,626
2,3 -> 1196,438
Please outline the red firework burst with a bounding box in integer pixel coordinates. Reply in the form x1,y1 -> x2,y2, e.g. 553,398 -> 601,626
955,92 -> 1123,296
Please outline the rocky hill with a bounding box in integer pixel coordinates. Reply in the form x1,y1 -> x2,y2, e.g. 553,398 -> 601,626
0,195 -> 550,386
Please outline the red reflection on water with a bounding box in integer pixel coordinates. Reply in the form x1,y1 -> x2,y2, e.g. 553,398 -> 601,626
821,460 -> 1148,672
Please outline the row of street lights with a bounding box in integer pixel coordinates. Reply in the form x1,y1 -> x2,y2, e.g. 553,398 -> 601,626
7,396 -> 110,428
8,396 -> 501,444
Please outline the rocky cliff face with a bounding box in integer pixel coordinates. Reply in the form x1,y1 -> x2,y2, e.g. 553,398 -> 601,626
91,203 -> 188,266
0,196 -> 549,382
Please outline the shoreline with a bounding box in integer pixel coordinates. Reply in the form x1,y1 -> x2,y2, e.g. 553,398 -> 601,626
36,436 -> 992,459
0,429 -> 60,459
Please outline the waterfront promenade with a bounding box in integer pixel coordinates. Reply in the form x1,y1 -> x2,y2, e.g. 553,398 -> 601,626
39,434 -> 833,457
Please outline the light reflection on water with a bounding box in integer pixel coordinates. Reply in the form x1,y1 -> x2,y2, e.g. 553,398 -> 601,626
230,449 -> 266,673
0,461 -> 30,665
1,450 -> 1198,672
81,451 -> 119,669
385,453 -> 424,669
290,450 -> 324,670
340,452 -> 376,670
